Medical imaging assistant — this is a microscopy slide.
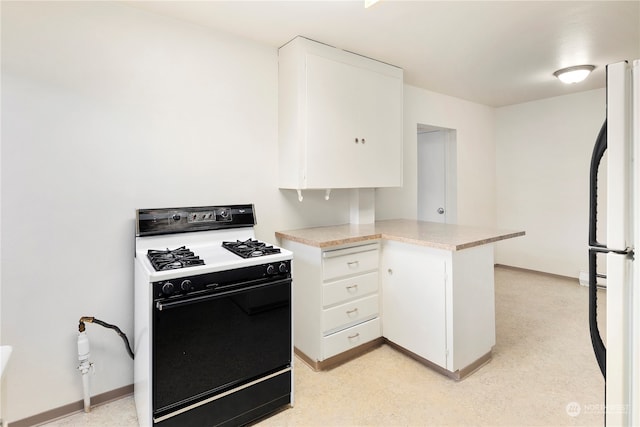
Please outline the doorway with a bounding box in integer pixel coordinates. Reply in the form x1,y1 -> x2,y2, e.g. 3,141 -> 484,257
417,124 -> 457,223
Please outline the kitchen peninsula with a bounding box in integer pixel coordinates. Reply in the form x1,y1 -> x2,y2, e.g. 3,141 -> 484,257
276,219 -> 524,379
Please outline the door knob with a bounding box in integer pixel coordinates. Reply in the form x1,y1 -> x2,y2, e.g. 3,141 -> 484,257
437,207 -> 445,214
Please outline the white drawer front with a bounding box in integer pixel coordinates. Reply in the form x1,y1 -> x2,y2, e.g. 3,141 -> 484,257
322,247 -> 379,281
322,317 -> 381,360
322,294 -> 379,335
323,271 -> 379,307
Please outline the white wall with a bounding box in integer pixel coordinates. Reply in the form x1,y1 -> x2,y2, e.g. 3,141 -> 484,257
377,85 -> 496,227
0,2 -> 607,423
0,2 -> 350,423
495,89 -> 606,278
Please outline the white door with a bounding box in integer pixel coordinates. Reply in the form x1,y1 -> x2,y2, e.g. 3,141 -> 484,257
418,130 -> 446,222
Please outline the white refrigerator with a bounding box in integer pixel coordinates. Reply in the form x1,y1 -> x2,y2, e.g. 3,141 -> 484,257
589,59 -> 639,425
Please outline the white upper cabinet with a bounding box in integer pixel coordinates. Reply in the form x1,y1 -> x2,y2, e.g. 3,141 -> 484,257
278,36 -> 403,190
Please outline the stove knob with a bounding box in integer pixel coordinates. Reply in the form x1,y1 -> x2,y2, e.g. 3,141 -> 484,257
266,264 -> 276,275
278,262 -> 288,273
180,280 -> 192,292
162,282 -> 175,295
172,214 -> 181,221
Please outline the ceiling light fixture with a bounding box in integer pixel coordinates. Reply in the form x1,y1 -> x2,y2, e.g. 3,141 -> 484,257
553,65 -> 596,84
365,0 -> 381,8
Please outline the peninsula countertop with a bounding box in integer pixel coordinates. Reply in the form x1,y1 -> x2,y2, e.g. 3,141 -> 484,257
275,219 -> 525,251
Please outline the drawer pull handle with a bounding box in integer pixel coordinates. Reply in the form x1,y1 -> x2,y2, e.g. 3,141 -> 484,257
346,284 -> 358,292
346,308 -> 359,316
348,333 -> 360,340
347,261 -> 359,268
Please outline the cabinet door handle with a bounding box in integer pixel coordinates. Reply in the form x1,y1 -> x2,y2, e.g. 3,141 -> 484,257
346,308 -> 359,316
346,284 -> 358,292
348,333 -> 360,340
354,138 -> 359,144
347,260 -> 359,268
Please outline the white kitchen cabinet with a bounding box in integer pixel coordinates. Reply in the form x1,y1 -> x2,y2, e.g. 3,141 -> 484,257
381,240 -> 496,379
381,240 -> 448,368
278,36 -> 403,190
279,239 -> 382,369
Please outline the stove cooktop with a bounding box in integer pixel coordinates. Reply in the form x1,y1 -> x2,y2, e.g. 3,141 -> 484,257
146,240 -> 283,271
147,247 -> 205,271
222,239 -> 282,259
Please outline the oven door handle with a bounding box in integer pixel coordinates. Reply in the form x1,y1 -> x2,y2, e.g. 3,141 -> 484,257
155,278 -> 292,311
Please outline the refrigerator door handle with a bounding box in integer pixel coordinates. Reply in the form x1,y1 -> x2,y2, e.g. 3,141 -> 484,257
588,119 -> 608,378
589,120 -> 607,248
588,248 -> 607,378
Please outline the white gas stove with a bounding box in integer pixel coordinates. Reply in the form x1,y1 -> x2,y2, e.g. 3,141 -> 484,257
134,204 -> 293,427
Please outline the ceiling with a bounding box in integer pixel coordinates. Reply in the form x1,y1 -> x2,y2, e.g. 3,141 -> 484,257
127,0 -> 640,107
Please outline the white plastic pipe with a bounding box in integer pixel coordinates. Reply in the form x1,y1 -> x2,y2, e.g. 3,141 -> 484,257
77,331 -> 91,413
81,371 -> 90,413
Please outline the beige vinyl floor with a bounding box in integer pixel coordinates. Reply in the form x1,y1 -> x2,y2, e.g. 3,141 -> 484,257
40,266 -> 606,426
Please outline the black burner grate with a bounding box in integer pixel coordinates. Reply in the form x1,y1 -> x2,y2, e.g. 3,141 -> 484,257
222,239 -> 281,259
147,246 -> 205,271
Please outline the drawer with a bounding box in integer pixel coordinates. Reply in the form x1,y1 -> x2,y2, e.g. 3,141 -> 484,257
322,294 -> 379,335
322,317 -> 381,360
323,271 -> 379,307
322,244 -> 379,281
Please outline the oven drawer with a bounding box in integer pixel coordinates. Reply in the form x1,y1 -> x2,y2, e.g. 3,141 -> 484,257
323,271 -> 379,307
322,317 -> 381,360
322,294 -> 379,335
322,244 -> 379,281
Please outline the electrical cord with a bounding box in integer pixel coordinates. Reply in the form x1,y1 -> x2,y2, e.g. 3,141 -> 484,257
78,316 -> 134,359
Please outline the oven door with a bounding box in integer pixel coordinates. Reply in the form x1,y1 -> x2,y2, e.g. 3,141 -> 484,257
152,277 -> 292,423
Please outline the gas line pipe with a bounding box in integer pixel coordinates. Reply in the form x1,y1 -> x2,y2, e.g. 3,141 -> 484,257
76,317 -> 134,413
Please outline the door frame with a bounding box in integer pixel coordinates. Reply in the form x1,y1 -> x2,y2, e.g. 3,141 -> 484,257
417,123 -> 458,224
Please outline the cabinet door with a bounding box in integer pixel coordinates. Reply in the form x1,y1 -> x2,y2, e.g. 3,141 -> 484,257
306,53 -> 361,189
381,240 -> 447,368
305,54 -> 402,189
352,67 -> 402,188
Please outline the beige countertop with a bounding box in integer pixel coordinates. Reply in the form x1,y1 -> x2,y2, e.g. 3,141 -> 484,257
275,219 -> 525,251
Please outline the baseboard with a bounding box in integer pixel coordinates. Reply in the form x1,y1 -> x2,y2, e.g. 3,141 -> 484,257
494,264 -> 578,282
384,339 -> 492,381
10,384 -> 133,427
295,337 -> 384,371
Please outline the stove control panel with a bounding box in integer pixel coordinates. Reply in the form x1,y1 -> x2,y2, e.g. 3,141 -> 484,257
152,260 -> 291,300
186,208 -> 233,223
136,204 -> 255,237
266,262 -> 289,275
188,211 -> 216,223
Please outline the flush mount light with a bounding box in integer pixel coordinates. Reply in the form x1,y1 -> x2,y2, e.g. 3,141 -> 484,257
365,0 -> 381,8
553,65 -> 596,84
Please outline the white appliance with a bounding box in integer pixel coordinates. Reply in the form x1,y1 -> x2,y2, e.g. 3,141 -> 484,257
588,59 -> 639,425
134,204 -> 293,427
